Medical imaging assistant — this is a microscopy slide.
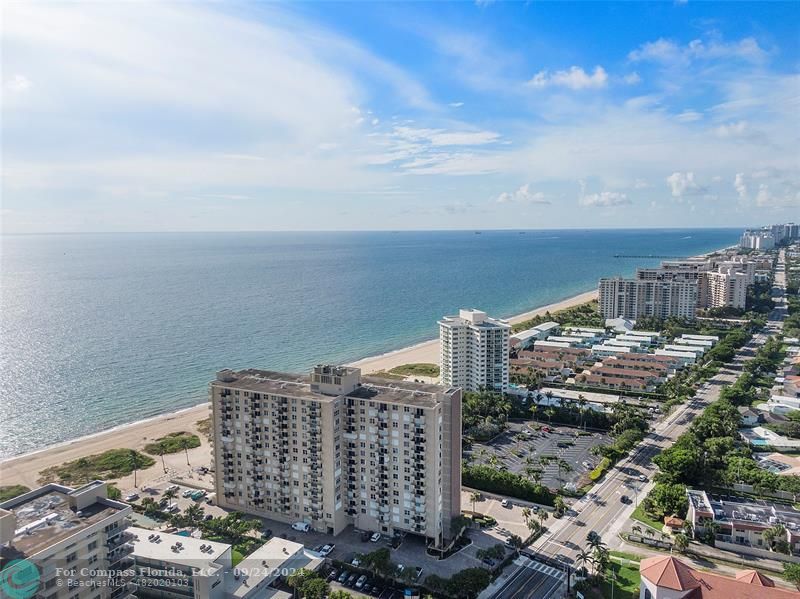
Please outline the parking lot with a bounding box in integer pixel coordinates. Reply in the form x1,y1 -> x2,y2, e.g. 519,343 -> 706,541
467,421 -> 611,490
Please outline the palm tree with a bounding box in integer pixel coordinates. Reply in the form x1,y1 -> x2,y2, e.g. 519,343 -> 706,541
157,446 -> 167,473
575,549 -> 593,577
180,437 -> 191,466
184,503 -> 205,527
674,533 -> 689,553
469,491 -> 481,514
521,507 -> 532,525
287,568 -> 313,599
631,524 -> 642,535
578,394 -> 588,429
162,488 -> 178,504
487,455 -> 500,468
524,466 -> 541,485
537,510 -> 548,529
545,407 -> 556,425
130,450 -> 139,488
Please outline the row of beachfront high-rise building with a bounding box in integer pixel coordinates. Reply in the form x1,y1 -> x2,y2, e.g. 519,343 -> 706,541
740,222 -> 799,251
599,223 -> 797,321
207,309 -> 513,550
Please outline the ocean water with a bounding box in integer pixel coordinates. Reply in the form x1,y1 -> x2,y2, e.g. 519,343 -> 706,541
0,228 -> 739,457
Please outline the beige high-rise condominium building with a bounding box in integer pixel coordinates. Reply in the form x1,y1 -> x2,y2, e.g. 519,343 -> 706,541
210,365 -> 462,549
598,278 -> 698,320
439,308 -> 510,392
0,481 -> 134,599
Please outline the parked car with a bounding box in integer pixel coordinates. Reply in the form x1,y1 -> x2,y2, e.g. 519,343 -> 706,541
482,557 -> 496,567
620,495 -> 631,504
638,474 -> 647,482
355,575 -> 368,590
337,571 -> 349,584
124,493 -> 139,502
166,503 -> 179,513
360,531 -> 371,542
327,569 -> 339,582
166,484 -> 180,492
291,522 -> 310,532
351,557 -> 361,567
346,573 -> 358,586
370,532 -> 381,542
319,544 -> 335,557
182,489 -> 194,498
261,528 -> 272,539
500,499 -> 511,508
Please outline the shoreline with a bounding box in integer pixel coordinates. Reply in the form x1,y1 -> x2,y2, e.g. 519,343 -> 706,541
0,288 -> 597,485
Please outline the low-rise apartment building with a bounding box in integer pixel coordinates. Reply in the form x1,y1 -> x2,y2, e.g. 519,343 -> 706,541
128,527 -> 320,599
210,366 -> 461,549
0,481 -> 134,599
687,490 -> 800,559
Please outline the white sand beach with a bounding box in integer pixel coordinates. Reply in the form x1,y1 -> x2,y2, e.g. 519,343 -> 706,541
0,288 -> 597,491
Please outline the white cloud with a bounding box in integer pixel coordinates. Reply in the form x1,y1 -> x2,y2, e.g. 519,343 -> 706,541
666,172 -> 706,198
449,102 -> 464,107
734,173 -> 747,200
495,184 -> 550,204
578,181 -> 630,207
579,191 -> 630,207
528,66 -> 608,90
675,110 -> 702,122
714,121 -> 749,138
755,183 -> 800,207
623,72 -> 642,85
6,74 -> 31,92
629,36 -> 768,65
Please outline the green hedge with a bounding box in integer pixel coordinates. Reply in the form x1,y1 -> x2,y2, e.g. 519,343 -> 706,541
589,457 -> 611,481
463,465 -> 554,506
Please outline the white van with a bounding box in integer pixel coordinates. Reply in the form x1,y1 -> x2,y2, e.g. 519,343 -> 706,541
291,522 -> 310,532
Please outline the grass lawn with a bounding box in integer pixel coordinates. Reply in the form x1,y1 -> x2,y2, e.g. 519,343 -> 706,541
232,549 -> 244,566
144,432 -> 201,455
389,363 -> 440,377
599,562 -> 641,599
630,504 -> 663,532
38,449 -> 155,485
610,550 -> 642,562
0,485 -> 31,503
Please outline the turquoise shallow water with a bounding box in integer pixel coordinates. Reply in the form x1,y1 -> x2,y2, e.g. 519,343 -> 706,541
0,228 -> 739,457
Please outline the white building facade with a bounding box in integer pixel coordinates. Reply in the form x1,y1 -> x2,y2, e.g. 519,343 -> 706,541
439,309 -> 510,392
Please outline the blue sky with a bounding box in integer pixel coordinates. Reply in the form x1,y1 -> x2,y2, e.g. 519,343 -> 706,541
3,1 -> 799,233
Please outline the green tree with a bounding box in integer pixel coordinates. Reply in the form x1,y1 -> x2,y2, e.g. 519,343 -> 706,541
783,563 -> 800,589
674,533 -> 689,553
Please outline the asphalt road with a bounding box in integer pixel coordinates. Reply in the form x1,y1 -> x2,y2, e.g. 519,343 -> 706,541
490,556 -> 566,599
528,253 -> 787,567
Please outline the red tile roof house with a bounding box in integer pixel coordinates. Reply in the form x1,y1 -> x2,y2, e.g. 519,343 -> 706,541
639,555 -> 799,598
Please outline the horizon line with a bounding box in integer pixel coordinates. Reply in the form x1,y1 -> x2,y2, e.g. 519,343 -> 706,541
0,225 -> 753,236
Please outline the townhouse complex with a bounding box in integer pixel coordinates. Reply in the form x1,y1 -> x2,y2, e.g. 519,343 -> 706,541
439,308 -> 510,392
0,481 -> 134,599
210,365 -> 462,549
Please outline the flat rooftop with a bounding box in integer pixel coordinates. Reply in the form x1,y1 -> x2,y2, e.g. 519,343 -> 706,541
229,537 -> 322,599
706,495 -> 800,530
211,369 -> 451,408
129,526 -> 230,570
0,484 -> 127,559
